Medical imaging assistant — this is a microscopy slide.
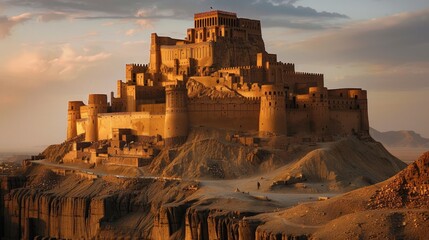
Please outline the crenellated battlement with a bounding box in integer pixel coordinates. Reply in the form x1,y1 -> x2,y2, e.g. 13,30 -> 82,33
294,72 -> 324,77
220,65 -> 264,71
268,62 -> 295,67
165,82 -> 187,92
127,63 -> 149,68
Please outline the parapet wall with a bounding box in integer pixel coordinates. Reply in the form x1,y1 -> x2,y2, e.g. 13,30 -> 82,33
285,72 -> 324,94
126,63 -> 149,82
98,112 -> 164,140
103,156 -> 151,167
188,97 -> 259,131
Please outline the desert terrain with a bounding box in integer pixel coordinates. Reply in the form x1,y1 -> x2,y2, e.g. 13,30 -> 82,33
3,128 -> 426,239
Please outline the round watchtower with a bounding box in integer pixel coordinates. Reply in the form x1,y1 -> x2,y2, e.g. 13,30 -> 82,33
349,89 -> 369,134
164,83 -> 189,146
309,87 -> 329,134
67,101 -> 84,140
85,94 -> 108,142
259,84 -> 287,136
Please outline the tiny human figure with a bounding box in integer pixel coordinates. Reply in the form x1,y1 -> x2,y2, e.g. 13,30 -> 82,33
257,181 -> 260,190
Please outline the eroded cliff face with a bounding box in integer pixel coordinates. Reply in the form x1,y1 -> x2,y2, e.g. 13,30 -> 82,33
1,166 -> 196,239
1,150 -> 420,240
152,203 -> 261,240
3,188 -> 105,239
1,169 -> 285,240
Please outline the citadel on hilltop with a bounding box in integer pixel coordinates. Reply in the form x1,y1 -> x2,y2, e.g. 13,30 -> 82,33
65,10 -> 369,166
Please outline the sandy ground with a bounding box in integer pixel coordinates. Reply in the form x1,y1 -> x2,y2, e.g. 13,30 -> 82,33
32,159 -> 337,210
31,136 -> 406,212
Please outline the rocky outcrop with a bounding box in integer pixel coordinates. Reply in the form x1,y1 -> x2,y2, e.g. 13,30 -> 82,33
368,151 -> 429,209
0,175 -> 26,239
1,164 -> 198,239
42,134 -> 84,163
152,199 -> 264,240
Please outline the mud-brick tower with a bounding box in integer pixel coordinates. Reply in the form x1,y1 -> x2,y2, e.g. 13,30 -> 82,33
309,87 -> 329,134
67,101 -> 85,140
259,84 -> 287,135
85,94 -> 108,142
349,89 -> 370,134
164,83 -> 189,146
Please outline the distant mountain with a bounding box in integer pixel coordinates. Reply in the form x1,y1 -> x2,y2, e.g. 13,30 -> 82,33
0,153 -> 31,163
370,127 -> 429,148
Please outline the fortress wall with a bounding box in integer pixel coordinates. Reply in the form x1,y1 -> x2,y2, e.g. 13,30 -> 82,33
137,103 -> 166,115
160,42 -> 213,69
284,72 -> 324,94
135,86 -> 166,102
125,85 -> 166,112
266,63 -> 295,84
126,86 -> 137,112
79,105 -> 88,119
287,110 -> 311,135
111,97 -> 126,112
329,110 -> 361,135
188,101 -> 259,131
103,157 -> 151,167
329,98 -> 359,110
136,72 -> 152,86
212,40 -> 263,69
248,67 -> 264,84
328,88 -> 369,133
76,119 -> 86,136
157,36 -> 184,45
97,113 -> 164,140
125,64 -> 148,82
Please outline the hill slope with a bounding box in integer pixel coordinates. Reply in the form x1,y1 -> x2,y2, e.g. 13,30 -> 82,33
250,151 -> 429,239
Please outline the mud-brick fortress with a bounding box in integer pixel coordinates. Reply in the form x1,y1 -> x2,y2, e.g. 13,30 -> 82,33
67,10 -> 369,148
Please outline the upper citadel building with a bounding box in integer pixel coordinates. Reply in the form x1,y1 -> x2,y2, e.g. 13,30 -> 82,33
66,10 -> 369,160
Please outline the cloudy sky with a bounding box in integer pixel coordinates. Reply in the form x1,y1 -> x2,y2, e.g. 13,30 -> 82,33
0,0 -> 428,152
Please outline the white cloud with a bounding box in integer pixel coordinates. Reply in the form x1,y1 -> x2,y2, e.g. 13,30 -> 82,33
126,29 -> 136,36
0,13 -> 32,38
4,0 -> 348,29
135,19 -> 153,28
36,12 -> 70,22
281,8 -> 429,65
122,40 -> 147,46
4,44 -> 111,84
